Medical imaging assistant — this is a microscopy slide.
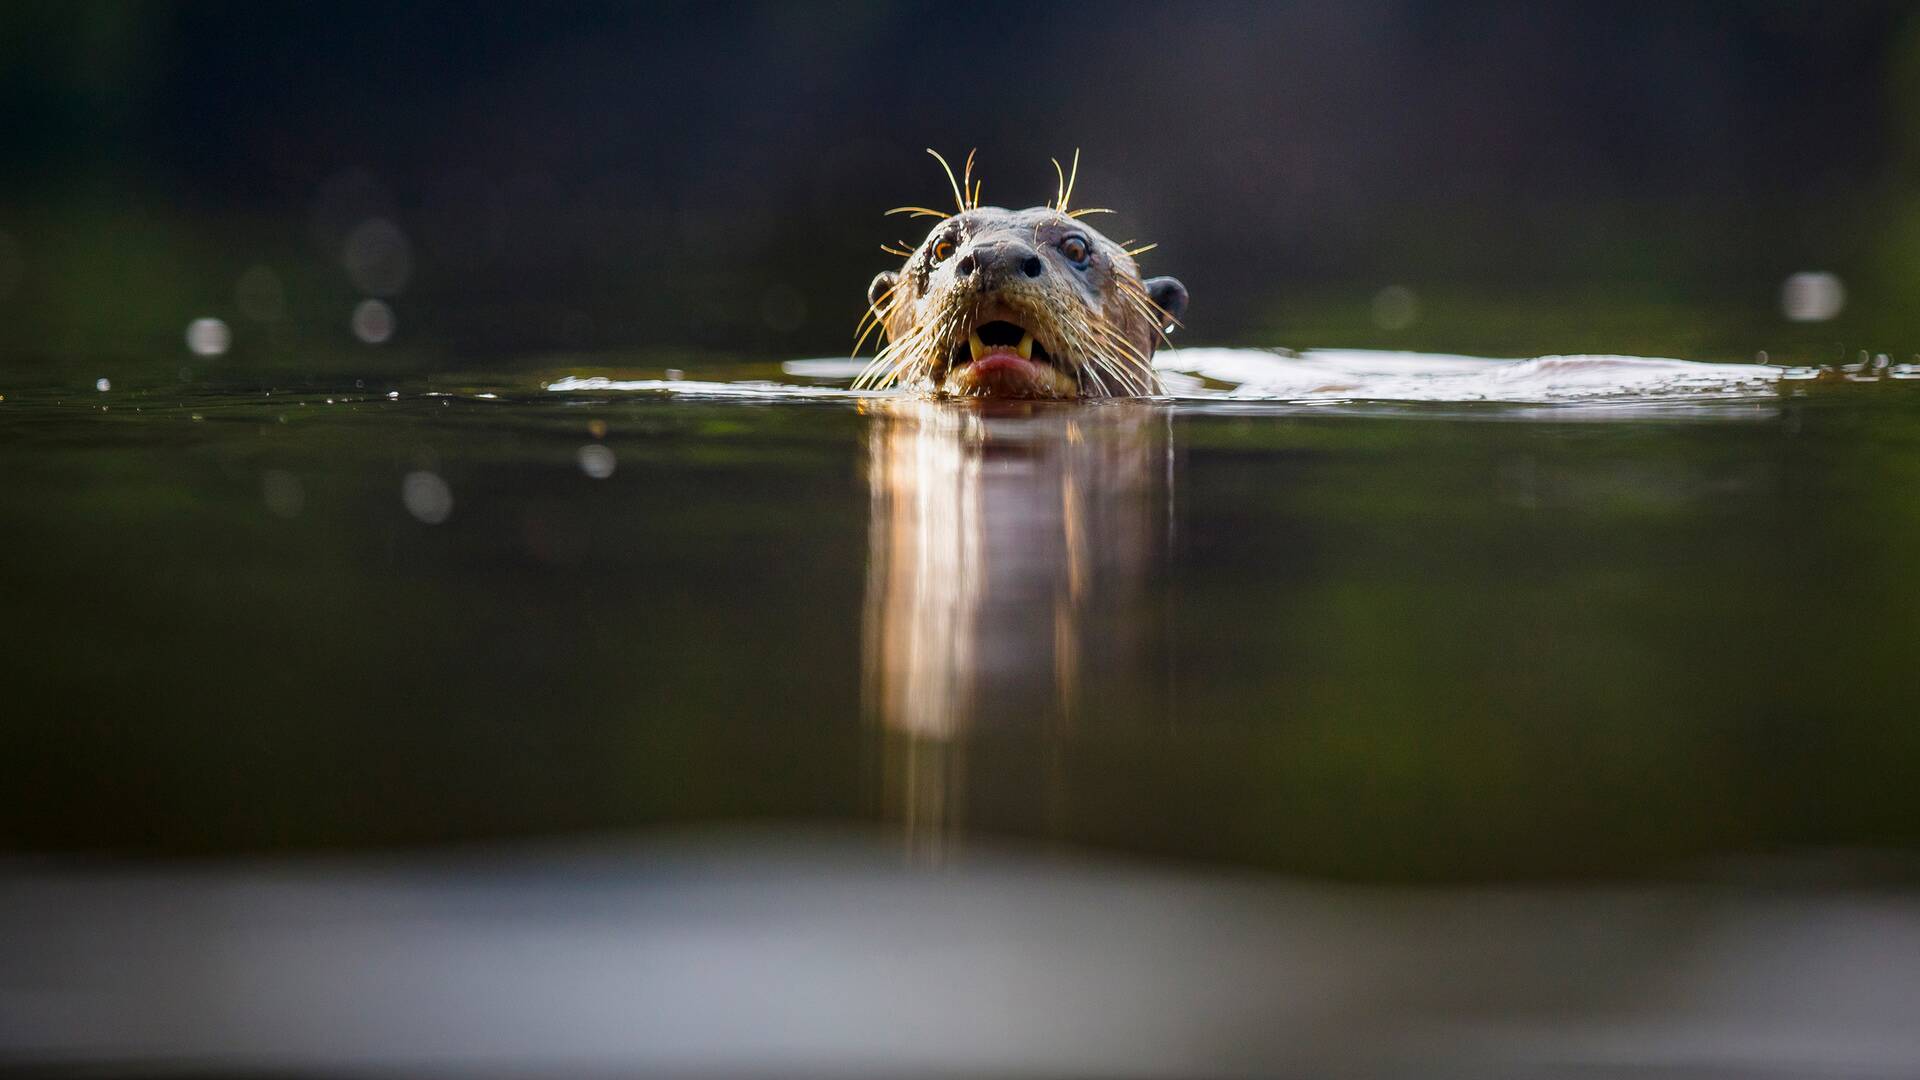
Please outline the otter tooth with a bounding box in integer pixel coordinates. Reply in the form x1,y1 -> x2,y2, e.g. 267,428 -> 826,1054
968,331 -> 987,362
1017,331 -> 1035,361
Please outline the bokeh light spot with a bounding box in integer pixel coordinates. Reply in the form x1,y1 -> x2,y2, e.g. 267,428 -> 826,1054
1371,286 -> 1420,331
262,470 -> 305,519
310,169 -> 395,256
342,218 -> 413,297
1781,272 -> 1845,322
401,471 -> 453,524
186,318 -> 232,357
577,444 -> 616,479
352,299 -> 396,344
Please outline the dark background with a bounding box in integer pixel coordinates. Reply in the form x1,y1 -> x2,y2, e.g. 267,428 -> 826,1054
6,0 -> 1920,378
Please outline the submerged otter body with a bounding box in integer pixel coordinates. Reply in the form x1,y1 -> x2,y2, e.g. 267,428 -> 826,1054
858,203 -> 1188,399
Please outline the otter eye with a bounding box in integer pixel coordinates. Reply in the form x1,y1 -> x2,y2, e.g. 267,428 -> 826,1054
1059,235 -> 1091,265
932,239 -> 956,262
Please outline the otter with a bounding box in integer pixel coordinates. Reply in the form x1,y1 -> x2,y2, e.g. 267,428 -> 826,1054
854,151 -> 1189,399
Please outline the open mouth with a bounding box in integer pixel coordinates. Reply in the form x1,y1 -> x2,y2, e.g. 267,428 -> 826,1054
949,319 -> 1056,372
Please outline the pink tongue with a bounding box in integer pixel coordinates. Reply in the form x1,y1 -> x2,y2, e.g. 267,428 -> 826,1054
970,347 -> 1036,374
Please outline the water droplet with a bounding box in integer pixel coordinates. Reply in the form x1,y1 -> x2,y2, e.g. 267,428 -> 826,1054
587,419 -> 608,439
94,377 -> 110,392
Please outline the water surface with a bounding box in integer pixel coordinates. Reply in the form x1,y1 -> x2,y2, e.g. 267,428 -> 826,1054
5,346 -> 1920,1075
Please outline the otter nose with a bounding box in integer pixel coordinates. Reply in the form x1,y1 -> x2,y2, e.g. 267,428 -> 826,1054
954,242 -> 1044,285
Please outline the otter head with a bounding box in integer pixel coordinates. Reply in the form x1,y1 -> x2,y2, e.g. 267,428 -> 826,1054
855,154 -> 1188,399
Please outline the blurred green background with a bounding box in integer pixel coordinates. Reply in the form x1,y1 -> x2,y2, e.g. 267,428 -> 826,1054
8,1 -> 1920,384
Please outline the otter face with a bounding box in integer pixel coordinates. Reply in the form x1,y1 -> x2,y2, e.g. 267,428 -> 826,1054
860,208 -> 1188,399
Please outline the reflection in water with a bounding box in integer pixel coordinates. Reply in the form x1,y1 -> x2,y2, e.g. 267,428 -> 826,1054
861,399 -> 1172,851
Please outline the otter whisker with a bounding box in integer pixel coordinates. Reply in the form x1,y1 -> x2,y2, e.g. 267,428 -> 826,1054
1123,243 -> 1159,257
854,303 -> 943,389
852,294 -> 897,359
1112,352 -> 1154,393
854,282 -> 898,339
1077,355 -> 1115,397
927,148 -> 969,216
1093,325 -> 1149,366
1086,325 -> 1158,394
863,304 -> 964,391
1109,358 -> 1155,396
960,149 -> 983,212
1066,208 -> 1114,218
1115,275 -> 1179,321
1085,343 -> 1146,396
1089,357 -> 1136,397
1115,279 -> 1184,343
858,335 -> 924,390
1064,322 -> 1132,396
867,317 -> 933,384
853,310 -> 884,353
853,329 -> 911,388
1098,309 -> 1167,372
1061,148 -> 1081,215
885,207 -> 951,220
1087,344 -> 1136,396
879,243 -> 912,257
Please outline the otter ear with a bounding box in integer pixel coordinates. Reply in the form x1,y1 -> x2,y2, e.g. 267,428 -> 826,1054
868,271 -> 899,310
1143,276 -> 1188,328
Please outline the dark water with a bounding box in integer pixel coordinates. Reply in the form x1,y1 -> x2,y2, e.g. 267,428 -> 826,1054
5,359 -> 1920,1075
5,364 -> 1919,877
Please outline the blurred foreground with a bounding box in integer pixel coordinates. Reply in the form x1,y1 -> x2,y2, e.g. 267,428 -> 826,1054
7,830 -> 1920,1078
